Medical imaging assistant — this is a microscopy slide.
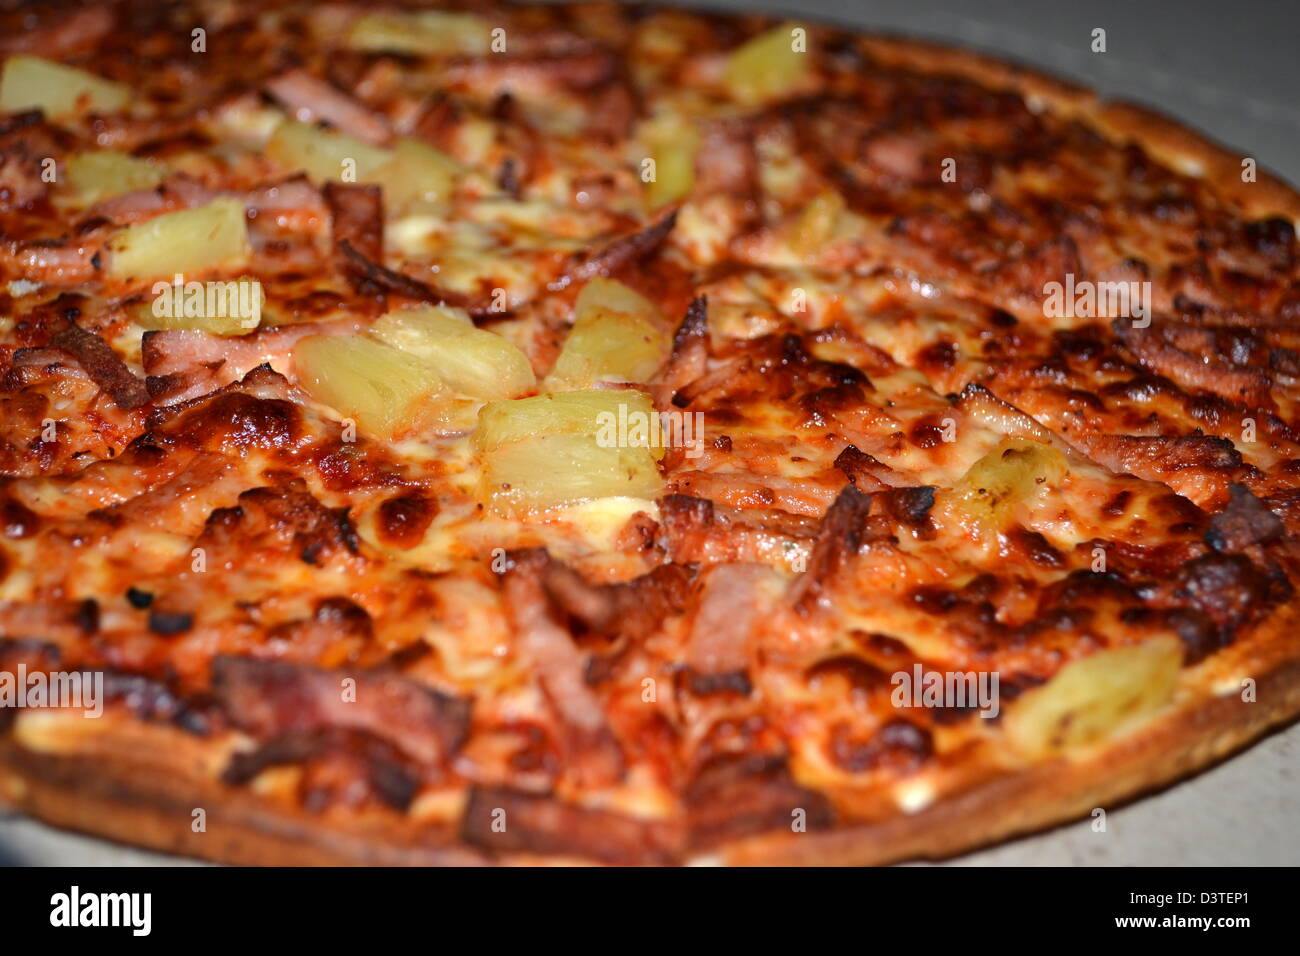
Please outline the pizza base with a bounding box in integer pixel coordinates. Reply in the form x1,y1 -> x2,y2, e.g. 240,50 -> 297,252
3,24 -> 1300,868
3,601 -> 1298,866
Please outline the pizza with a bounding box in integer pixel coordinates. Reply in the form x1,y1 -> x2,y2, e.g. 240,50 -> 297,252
0,0 -> 1297,867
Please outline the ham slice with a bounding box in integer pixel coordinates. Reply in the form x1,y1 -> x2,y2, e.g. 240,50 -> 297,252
210,655 -> 470,766
500,549 -> 624,787
265,69 -> 392,145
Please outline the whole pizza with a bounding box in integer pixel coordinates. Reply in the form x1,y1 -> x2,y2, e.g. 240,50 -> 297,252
0,0 -> 1297,866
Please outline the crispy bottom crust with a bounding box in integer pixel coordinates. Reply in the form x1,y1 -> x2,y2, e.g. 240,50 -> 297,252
3,26 -> 1300,867
2,604 -> 1298,866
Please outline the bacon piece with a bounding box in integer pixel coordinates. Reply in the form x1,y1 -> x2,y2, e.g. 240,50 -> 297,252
659,295 -> 709,393
87,178 -> 218,225
987,235 -> 1082,300
862,131 -> 930,184
1115,318 -> 1273,406
957,382 -> 1071,451
1,238 -> 103,284
441,49 -> 620,95
879,485 -> 938,529
657,493 -> 818,566
686,754 -> 833,848
1075,432 -> 1242,477
409,92 -> 461,150
694,119 -> 758,196
832,445 -> 897,492
670,469 -> 841,516
540,561 -> 689,642
49,322 -> 149,410
560,209 -> 678,287
100,671 -> 211,734
265,69 -> 391,145
210,655 -> 470,766
499,549 -> 623,787
223,729 -> 420,811
460,786 -> 676,864
336,239 -> 491,316
324,182 -> 383,262
788,484 -> 873,613
686,563 -> 776,695
245,175 -> 327,231
1205,483 -> 1285,553
88,450 -> 243,534
0,5 -> 113,56
141,318 -> 363,403
1161,553 -> 1285,644
0,111 -> 60,209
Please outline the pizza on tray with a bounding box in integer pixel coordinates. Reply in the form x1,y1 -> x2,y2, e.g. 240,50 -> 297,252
0,0 -> 1298,866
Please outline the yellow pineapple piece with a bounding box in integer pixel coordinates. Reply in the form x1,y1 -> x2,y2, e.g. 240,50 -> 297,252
637,114 -> 698,208
943,438 -> 1069,540
64,151 -> 165,205
371,139 -> 460,212
1005,638 -> 1183,758
293,334 -> 456,439
792,190 -> 846,253
266,119 -> 391,184
347,11 -> 491,56
474,389 -> 665,513
544,278 -> 671,390
0,56 -> 130,118
368,306 -> 535,400
134,276 -> 263,336
723,22 -> 811,105
106,198 -> 251,283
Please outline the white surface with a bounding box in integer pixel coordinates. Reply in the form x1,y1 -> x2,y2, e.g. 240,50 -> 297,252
3,0 -> 1298,866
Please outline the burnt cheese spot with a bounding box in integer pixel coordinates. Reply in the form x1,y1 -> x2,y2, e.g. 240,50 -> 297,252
375,495 -> 438,550
148,610 -> 194,636
178,393 -> 302,452
830,719 -> 933,774
0,499 -> 39,538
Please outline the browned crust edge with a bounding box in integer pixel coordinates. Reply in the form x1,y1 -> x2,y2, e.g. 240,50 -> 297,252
719,610 -> 1300,865
2,19 -> 1300,867
851,31 -> 1300,222
2,604 -> 1298,867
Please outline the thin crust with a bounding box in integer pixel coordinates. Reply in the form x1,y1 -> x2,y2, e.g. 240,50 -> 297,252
4,603 -> 1298,866
2,4 -> 1300,866
853,32 -> 1300,223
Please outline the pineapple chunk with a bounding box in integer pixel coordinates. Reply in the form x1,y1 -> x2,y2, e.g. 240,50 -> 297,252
944,438 -> 1068,539
369,306 -> 536,401
475,389 -> 665,513
637,114 -> 698,208
64,151 -> 165,205
370,139 -> 460,212
544,278 -> 671,390
106,198 -> 251,282
347,11 -> 491,56
134,277 -> 263,336
294,334 -> 454,439
0,55 -> 130,118
266,120 -> 391,184
723,22 -> 811,105
792,190 -> 846,253
1005,638 -> 1183,758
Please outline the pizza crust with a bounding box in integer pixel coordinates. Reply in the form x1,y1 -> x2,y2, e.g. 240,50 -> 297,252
853,32 -> 1300,223
3,15 -> 1300,868
3,601 -> 1298,866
